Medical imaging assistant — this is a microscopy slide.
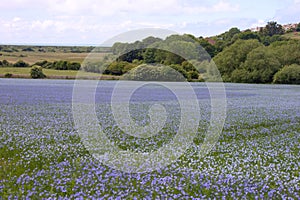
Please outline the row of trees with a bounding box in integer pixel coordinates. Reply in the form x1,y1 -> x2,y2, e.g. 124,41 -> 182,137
0,60 -> 29,67
0,59 -> 81,71
34,60 -> 81,70
83,34 -> 207,81
213,39 -> 300,83
89,21 -> 298,84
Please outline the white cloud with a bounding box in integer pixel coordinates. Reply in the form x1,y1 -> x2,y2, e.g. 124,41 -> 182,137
212,0 -> 240,12
0,0 -> 239,16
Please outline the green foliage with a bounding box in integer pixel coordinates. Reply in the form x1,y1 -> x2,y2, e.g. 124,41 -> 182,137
34,60 -> 81,70
188,71 -> 199,80
169,64 -> 189,79
240,46 -> 281,83
260,21 -> 285,37
273,64 -> 300,84
260,35 -> 285,46
213,39 -> 263,81
104,61 -> 137,75
230,69 -> 250,83
197,38 -> 217,57
296,23 -> 300,32
143,49 -> 158,63
13,60 -> 29,68
236,31 -> 260,41
30,65 -> 46,79
4,73 -> 12,78
269,40 -> 300,66
22,47 -> 34,52
123,64 -> 186,81
15,21 -> 293,84
212,28 -> 241,53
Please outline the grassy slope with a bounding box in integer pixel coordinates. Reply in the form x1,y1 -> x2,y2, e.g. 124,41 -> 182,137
283,32 -> 300,40
0,46 -> 116,79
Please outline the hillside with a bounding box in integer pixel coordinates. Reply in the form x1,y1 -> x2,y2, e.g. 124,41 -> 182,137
1,21 -> 300,83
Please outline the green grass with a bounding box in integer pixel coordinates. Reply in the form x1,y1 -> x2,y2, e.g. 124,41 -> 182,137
0,67 -> 30,75
0,51 -> 110,65
0,67 -> 118,79
283,32 -> 300,40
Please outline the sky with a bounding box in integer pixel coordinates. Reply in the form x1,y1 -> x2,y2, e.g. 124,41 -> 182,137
0,0 -> 300,46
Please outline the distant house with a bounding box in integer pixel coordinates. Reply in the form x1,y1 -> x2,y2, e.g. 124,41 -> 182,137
205,38 -> 216,45
249,23 -> 298,32
282,23 -> 297,31
250,27 -> 262,32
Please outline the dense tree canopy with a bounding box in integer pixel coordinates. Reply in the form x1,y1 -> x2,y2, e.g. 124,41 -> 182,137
85,21 -> 300,84
260,21 -> 285,36
213,39 -> 262,81
273,64 -> 300,84
239,46 -> 281,83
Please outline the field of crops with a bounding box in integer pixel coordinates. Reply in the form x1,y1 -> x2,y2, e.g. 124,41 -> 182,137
0,79 -> 299,199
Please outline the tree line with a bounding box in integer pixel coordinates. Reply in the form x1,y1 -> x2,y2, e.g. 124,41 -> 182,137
2,21 -> 299,83
82,21 -> 300,84
0,59 -> 81,71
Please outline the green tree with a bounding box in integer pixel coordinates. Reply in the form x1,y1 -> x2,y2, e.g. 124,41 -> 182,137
230,69 -> 250,83
269,40 -> 300,66
67,62 -> 81,70
197,38 -> 217,57
260,35 -> 285,46
241,46 -> 281,83
123,64 -> 186,82
2,60 -> 10,67
141,36 -> 163,47
235,30 -> 260,41
296,23 -> 300,32
188,70 -> 199,80
143,48 -> 157,63
213,39 -> 263,81
30,65 -> 46,79
104,61 -> 136,75
13,60 -> 29,67
261,21 -> 285,36
273,64 -> 300,84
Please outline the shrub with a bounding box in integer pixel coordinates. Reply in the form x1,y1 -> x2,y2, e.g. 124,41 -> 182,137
4,73 -> 12,78
13,60 -> 29,67
30,65 -> 46,79
123,64 -> 186,82
2,60 -> 10,67
188,71 -> 199,80
273,64 -> 300,84
22,47 -> 34,52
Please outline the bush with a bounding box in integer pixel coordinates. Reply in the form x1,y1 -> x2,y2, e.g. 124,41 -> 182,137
123,64 -> 186,82
22,47 -> 34,52
30,65 -> 46,79
49,60 -> 81,70
4,73 -> 12,78
273,64 -> 300,84
2,60 -> 11,67
188,71 -> 199,80
13,60 -> 29,67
